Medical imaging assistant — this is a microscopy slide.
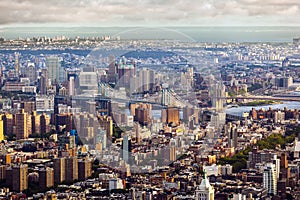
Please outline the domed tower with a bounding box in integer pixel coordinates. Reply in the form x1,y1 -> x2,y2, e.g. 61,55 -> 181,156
195,169 -> 214,200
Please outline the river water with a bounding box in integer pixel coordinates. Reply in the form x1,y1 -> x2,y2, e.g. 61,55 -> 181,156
225,101 -> 300,117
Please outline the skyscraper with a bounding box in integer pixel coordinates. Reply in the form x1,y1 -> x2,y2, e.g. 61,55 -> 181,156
46,56 -> 65,84
122,135 -> 132,164
263,163 -> 277,196
134,68 -> 155,93
14,52 -> 19,76
107,56 -> 118,84
117,57 -> 135,88
68,76 -> 75,96
225,123 -> 238,148
39,69 -> 49,95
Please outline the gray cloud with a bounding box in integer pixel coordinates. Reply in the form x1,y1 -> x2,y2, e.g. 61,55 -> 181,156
0,0 -> 299,26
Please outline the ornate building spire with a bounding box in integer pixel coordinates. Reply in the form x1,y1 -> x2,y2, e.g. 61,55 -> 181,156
195,169 -> 214,200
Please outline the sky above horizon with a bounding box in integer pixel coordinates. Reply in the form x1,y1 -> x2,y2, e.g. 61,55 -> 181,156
0,0 -> 299,27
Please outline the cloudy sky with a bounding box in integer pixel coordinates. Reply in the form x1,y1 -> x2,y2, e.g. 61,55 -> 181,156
0,0 -> 299,27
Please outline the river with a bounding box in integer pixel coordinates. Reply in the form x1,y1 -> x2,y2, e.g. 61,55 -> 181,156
225,101 -> 300,117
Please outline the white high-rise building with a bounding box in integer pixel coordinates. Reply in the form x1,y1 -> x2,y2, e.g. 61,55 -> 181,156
263,163 -> 277,196
195,170 -> 214,200
68,76 -> 75,96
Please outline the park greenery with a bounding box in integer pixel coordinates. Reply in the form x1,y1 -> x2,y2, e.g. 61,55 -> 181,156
218,129 -> 298,172
238,100 -> 280,106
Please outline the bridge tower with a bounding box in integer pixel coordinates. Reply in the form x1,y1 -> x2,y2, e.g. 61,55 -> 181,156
211,82 -> 226,112
210,81 -> 226,133
98,82 -> 107,96
161,83 -> 170,106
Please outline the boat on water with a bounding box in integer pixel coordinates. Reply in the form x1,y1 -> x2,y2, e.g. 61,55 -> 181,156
227,104 -> 239,108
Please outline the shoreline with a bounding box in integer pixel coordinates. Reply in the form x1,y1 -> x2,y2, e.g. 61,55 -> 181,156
237,100 -> 283,107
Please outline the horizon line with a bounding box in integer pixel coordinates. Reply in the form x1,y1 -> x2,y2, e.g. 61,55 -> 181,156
2,25 -> 300,28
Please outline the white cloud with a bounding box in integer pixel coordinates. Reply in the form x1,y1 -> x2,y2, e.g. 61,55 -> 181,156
0,0 -> 299,26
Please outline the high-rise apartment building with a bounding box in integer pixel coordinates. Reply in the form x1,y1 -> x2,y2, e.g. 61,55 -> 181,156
78,159 -> 92,181
53,157 -> 66,184
263,163 -> 277,196
40,113 -> 50,135
6,164 -> 28,192
65,157 -> 78,183
3,113 -> 14,135
133,104 -> 152,126
15,109 -> 30,139
39,167 -> 54,190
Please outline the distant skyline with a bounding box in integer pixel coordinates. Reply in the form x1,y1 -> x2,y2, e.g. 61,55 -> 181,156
0,0 -> 299,27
